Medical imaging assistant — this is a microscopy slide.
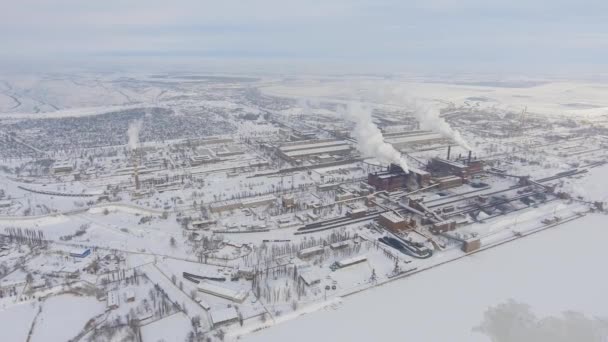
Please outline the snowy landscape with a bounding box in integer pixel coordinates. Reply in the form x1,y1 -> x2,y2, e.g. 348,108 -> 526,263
0,70 -> 606,342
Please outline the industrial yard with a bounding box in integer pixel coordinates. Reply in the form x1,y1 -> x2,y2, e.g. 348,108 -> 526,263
0,72 -> 607,342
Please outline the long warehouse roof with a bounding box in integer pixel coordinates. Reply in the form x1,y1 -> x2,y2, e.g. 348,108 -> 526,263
279,140 -> 349,152
283,145 -> 352,157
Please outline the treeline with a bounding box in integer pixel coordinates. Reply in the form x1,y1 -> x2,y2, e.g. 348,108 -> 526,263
4,227 -> 46,245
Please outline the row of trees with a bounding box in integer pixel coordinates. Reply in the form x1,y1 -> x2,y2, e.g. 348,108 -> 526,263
4,227 -> 46,245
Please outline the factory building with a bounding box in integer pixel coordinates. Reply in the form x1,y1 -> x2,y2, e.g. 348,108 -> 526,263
378,212 -> 409,231
428,151 -> 483,178
333,255 -> 367,269
409,167 -> 431,187
428,158 -> 470,177
430,220 -> 457,234
210,307 -> 239,327
368,171 -> 407,192
241,194 -> 276,208
347,207 -> 367,218
52,160 -> 74,174
197,281 -> 249,303
462,238 -> 481,253
368,163 -> 431,191
435,176 -> 463,189
299,270 -> 321,286
277,139 -> 352,162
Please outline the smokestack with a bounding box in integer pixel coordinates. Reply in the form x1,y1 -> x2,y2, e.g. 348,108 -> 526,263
447,146 -> 451,160
467,150 -> 472,165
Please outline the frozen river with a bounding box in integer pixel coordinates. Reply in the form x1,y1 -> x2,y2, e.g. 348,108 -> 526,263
244,213 -> 608,341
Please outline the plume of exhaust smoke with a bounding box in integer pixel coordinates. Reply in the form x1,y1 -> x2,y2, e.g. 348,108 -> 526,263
298,98 -> 311,116
415,105 -> 472,151
381,87 -> 472,151
343,103 -> 409,173
127,120 -> 143,150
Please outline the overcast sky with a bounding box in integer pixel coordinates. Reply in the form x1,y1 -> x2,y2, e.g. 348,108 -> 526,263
1,0 -> 607,73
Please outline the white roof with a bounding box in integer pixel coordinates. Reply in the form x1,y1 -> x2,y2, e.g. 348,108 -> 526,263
283,145 -> 351,157
210,307 -> 238,325
279,140 -> 348,152
298,245 -> 324,254
107,291 -> 119,307
299,270 -> 321,285
197,282 -> 248,302
330,241 -> 350,248
337,255 -> 367,267
241,194 -> 276,206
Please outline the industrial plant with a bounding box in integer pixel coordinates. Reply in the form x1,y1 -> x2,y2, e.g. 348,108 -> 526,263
0,71 -> 606,342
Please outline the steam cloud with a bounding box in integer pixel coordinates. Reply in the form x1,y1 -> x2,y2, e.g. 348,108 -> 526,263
298,98 -> 311,116
127,120 -> 143,150
385,87 -> 472,151
414,105 -> 472,151
343,103 -> 409,173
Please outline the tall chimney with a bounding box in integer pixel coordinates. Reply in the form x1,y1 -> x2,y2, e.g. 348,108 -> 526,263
447,146 -> 451,160
467,150 -> 472,165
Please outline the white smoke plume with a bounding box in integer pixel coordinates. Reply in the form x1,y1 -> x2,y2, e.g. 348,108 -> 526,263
127,120 -> 143,150
298,98 -> 311,116
385,87 -> 472,151
414,105 -> 472,151
343,103 -> 409,173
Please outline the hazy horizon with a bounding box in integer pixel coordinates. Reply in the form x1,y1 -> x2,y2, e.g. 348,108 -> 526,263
1,0 -> 608,75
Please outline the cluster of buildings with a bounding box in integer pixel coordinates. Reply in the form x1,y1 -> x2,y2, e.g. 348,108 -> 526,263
368,149 -> 483,193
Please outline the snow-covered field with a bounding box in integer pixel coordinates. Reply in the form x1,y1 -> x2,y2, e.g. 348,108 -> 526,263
140,312 -> 193,342
261,78 -> 608,118
561,163 -> 608,202
0,302 -> 39,341
244,213 -> 608,342
30,294 -> 105,342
